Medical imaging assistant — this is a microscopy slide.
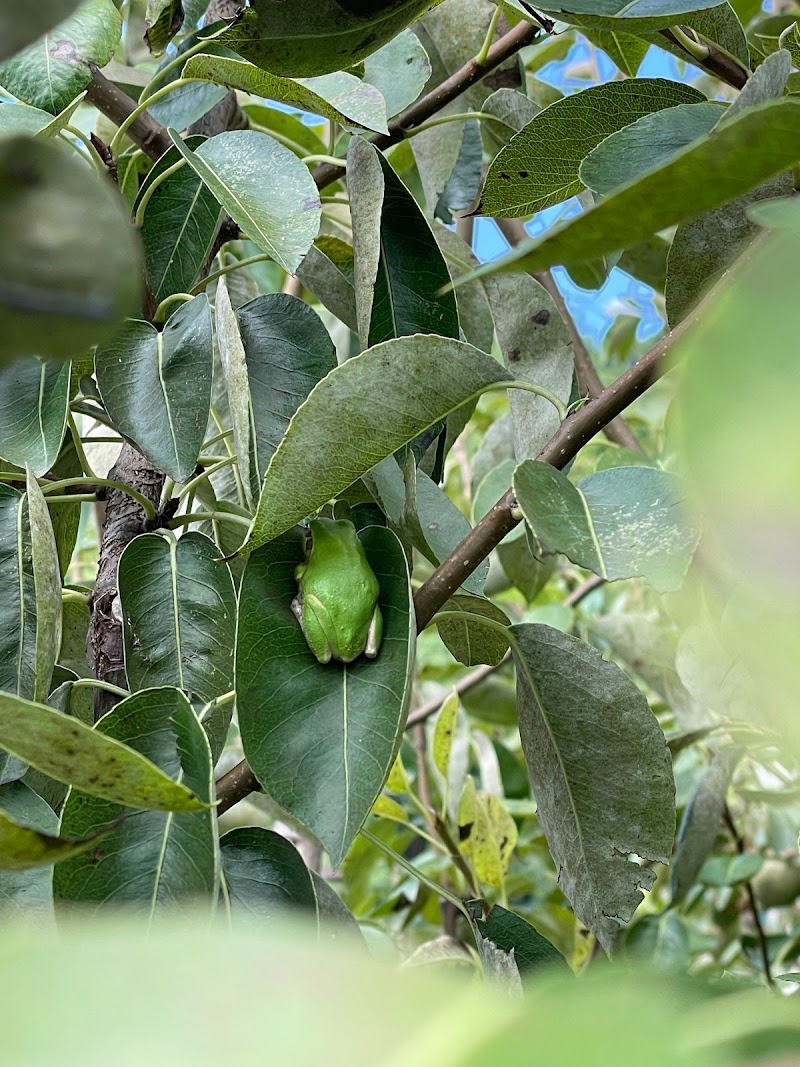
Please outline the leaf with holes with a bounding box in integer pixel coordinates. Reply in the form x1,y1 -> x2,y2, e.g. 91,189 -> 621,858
96,295 -> 213,483
512,623 -> 675,953
235,526 -> 414,865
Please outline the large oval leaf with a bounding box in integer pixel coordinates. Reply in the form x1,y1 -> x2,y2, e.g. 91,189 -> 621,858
512,623 -> 675,954
0,484 -> 37,701
183,55 -> 389,134
236,294 -> 337,478
221,0 -> 445,77
478,78 -> 704,218
463,98 -> 800,279
361,30 -> 431,119
0,0 -> 121,114
169,130 -> 321,275
236,525 -> 414,865
0,690 -> 206,811
95,295 -> 213,483
119,532 -> 236,703
0,0 -> 80,61
513,462 -> 701,593
53,687 -> 216,910
136,138 -> 224,304
0,137 -> 141,363
537,0 -> 722,31
0,359 -> 69,476
25,472 -> 61,703
243,336 -> 512,552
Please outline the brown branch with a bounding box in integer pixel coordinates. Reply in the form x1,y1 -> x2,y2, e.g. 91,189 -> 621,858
85,65 -> 174,162
723,804 -> 774,987
660,27 -> 749,91
495,217 -> 644,453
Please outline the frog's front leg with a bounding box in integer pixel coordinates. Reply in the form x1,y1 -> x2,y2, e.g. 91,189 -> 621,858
365,605 -> 384,659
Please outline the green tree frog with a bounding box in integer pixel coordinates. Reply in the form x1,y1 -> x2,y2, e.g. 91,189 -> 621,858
291,518 -> 383,665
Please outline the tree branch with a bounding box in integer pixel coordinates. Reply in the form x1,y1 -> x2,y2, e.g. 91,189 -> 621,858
723,804 -> 774,987
85,65 -> 174,162
660,27 -> 749,90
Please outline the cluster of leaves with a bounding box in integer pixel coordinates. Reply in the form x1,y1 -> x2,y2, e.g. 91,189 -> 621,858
0,0 -> 798,1060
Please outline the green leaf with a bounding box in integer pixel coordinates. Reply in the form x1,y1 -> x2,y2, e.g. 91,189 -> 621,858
146,29 -> 228,131
0,802 -> 109,870
457,778 -> 517,887
25,472 -> 61,705
0,359 -> 69,475
481,88 -> 540,151
0,138 -> 141,364
296,237 -> 357,332
0,0 -> 80,61
169,129 -> 321,275
640,4 -> 750,66
432,691 -> 460,779
236,294 -> 337,478
0,690 -> 206,811
243,336 -> 512,553
665,174 -> 791,326
699,851 -> 762,886
580,102 -> 726,197
437,594 -> 510,667
53,687 -> 216,908
361,30 -> 431,118
0,780 -> 58,914
465,98 -> 800,278
137,138 -> 224,305
476,904 -> 567,972
720,48 -> 790,122
671,747 -> 742,902
0,0 -> 121,114
514,462 -> 701,593
354,143 -> 458,346
214,278 -> 254,508
483,275 -> 572,460
512,623 -> 675,953
348,137 -> 385,346
119,532 -> 237,704
95,295 -> 213,483
779,22 -> 800,67
537,0 -> 722,31
221,826 -> 360,940
435,119 -> 483,224
183,55 -> 389,134
625,911 -> 689,970
0,103 -> 59,138
220,0 -> 446,78
144,0 -> 184,54
0,484 -> 36,701
583,29 -> 649,76
479,78 -> 704,218
236,526 -> 414,865
433,224 -> 494,353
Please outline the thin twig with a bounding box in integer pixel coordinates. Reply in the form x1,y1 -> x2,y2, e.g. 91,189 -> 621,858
406,655 -> 510,730
723,804 -> 774,987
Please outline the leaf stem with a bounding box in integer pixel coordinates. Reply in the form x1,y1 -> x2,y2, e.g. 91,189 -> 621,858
153,291 -> 195,322
71,678 -> 130,699
168,511 -> 251,529
405,111 -> 514,139
191,253 -> 275,294
302,154 -> 347,167
109,78 -> 196,155
67,411 -> 97,480
135,159 -> 189,227
494,379 -> 567,421
41,477 -> 158,521
177,456 -> 238,501
474,5 -> 503,67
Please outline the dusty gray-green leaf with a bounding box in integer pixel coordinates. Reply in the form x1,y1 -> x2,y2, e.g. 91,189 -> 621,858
137,137 -> 224,305
0,484 -> 35,701
463,99 -> 800,278
665,174 -> 792,326
0,103 -> 58,138
481,88 -> 540,151
144,0 -> 184,54
96,295 -> 213,483
0,359 -> 69,476
0,0 -> 121,114
514,462 -> 701,593
215,278 -> 253,508
184,54 -> 389,133
435,119 -> 483,223
479,78 -> 704,218
0,138 -> 141,364
0,0 -> 80,61
580,102 -> 726,197
169,129 -> 321,274
483,275 -> 572,461
671,747 -> 742,902
119,532 -> 236,704
347,137 -> 385,346
433,223 -> 494,353
476,904 -> 567,973
53,687 -> 216,909
236,294 -> 337,478
721,47 -> 790,123
243,336 -> 512,552
437,594 -> 510,667
296,237 -> 357,332
512,623 -> 675,953
361,30 -> 431,118
537,0 -> 721,31
583,29 -> 649,76
25,472 -> 60,704
220,0 -> 445,77
236,526 -> 414,865
0,691 -> 206,811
